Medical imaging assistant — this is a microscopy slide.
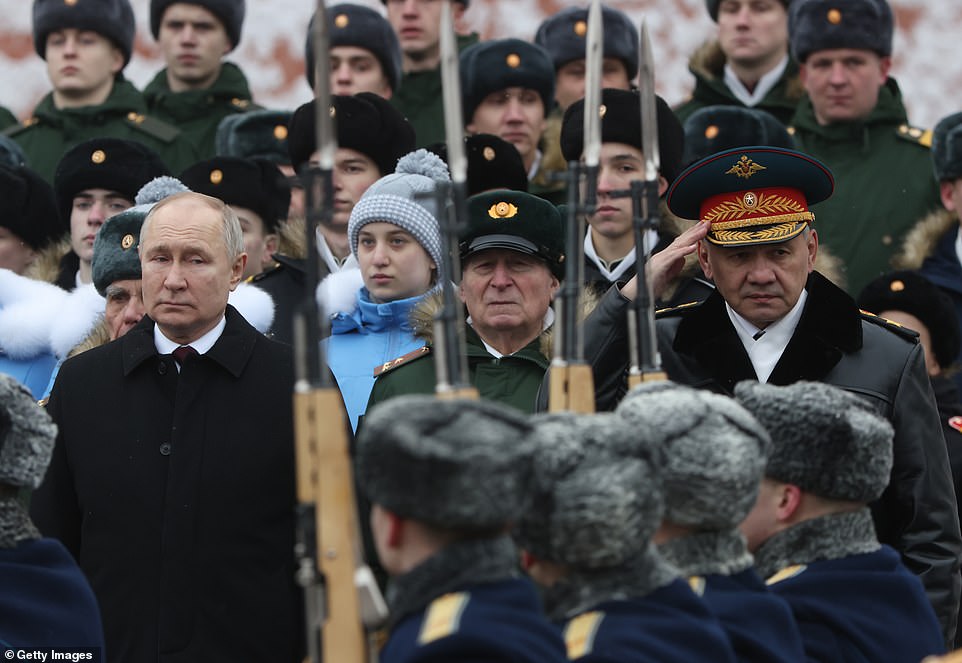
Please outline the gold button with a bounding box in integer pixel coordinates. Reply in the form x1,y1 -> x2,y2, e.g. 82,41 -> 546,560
91,149 -> 106,164
335,13 -> 349,28
210,169 -> 223,184
827,8 -> 842,24
274,125 -> 288,140
889,279 -> 905,292
574,20 -> 587,37
881,234 -> 892,245
330,106 -> 337,118
483,146 -> 496,161
121,234 -> 135,250
506,53 -> 521,68
599,104 -> 607,119
127,112 -> 138,121
705,125 -> 719,139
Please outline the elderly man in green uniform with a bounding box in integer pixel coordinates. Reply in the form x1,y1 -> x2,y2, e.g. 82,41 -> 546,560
383,0 -> 478,147
788,0 -> 940,296
675,0 -> 801,125
5,0 -> 194,182
144,0 -> 255,163
366,189 -> 564,413
460,39 -> 563,204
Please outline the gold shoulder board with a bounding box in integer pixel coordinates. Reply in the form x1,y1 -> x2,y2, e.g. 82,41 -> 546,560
417,592 -> 470,645
373,345 -> 431,377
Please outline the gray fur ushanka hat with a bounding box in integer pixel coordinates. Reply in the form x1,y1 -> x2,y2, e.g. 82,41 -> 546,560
150,0 -> 245,50
514,412 -> 664,569
33,0 -> 135,65
734,380 -> 894,502
789,0 -> 893,63
615,381 -> 770,529
356,396 -> 536,530
933,111 -> 962,183
0,374 -> 57,490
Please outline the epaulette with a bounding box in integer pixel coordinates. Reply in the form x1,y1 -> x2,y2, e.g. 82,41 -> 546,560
373,345 -> 431,377
124,111 -> 181,144
766,564 -> 806,585
3,117 -> 40,137
859,309 -> 920,343
655,300 -> 702,318
564,610 -> 605,659
688,575 -> 706,597
417,592 -> 469,645
896,123 -> 933,149
246,261 -> 282,283
229,97 -> 251,112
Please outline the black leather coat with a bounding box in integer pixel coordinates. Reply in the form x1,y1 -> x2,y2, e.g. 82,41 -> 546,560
584,272 -> 962,644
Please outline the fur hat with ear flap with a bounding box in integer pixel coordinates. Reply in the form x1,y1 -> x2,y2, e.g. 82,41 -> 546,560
615,381 -> 771,530
33,0 -> 136,66
734,380 -> 894,503
347,149 -> 449,281
150,0 -> 245,50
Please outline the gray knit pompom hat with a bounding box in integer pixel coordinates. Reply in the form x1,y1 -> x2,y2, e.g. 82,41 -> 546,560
0,374 -> 57,490
348,149 -> 449,279
615,381 -> 771,529
515,412 -> 665,569
734,380 -> 894,502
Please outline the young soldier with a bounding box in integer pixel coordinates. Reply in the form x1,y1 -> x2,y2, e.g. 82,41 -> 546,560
7,0 -> 193,181
144,0 -> 253,162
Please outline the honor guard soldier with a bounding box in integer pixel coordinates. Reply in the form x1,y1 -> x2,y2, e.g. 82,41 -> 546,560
737,380 -> 946,662
516,411 -> 736,662
305,4 -> 402,100
584,145 -> 962,643
617,382 -> 805,663
366,189 -> 565,413
787,0 -> 941,296
7,0 -> 194,182
675,0 -> 800,126
357,395 -> 567,663
460,39 -> 564,203
144,0 -> 256,163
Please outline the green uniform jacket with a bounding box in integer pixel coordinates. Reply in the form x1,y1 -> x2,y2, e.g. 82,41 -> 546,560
366,323 -> 550,414
4,77 -> 197,182
790,78 -> 940,296
391,33 -> 479,148
673,41 -> 803,126
143,62 -> 258,165
0,106 -> 16,131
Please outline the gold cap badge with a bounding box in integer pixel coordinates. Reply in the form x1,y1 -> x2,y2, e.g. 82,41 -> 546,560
483,146 -> 496,161
273,125 -> 288,140
725,155 -> 767,180
210,169 -> 223,185
705,125 -> 719,139
574,20 -> 587,37
827,8 -> 842,24
121,234 -> 135,250
506,53 -> 521,68
742,192 -> 758,209
91,149 -> 106,164
889,279 -> 905,292
488,202 -> 519,219
335,13 -> 349,28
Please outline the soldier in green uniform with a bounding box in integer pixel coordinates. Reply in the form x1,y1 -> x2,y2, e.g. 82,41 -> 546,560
366,189 -> 564,413
788,0 -> 941,296
460,39 -> 564,204
143,0 -> 255,164
675,0 -> 801,126
383,0 -> 478,147
6,0 -> 195,182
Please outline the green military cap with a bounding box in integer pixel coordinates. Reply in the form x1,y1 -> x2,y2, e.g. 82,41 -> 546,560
92,204 -> 150,296
667,146 -> 833,247
215,109 -> 293,165
461,190 -> 565,279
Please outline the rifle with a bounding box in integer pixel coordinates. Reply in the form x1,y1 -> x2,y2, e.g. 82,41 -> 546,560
547,0 -> 603,414
626,21 -> 667,388
434,0 -> 479,400
292,3 -> 385,661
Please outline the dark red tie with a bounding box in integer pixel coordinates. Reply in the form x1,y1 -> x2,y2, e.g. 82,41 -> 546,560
173,345 -> 198,367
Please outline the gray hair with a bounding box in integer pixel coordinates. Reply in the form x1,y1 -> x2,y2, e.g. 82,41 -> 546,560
141,191 -> 245,262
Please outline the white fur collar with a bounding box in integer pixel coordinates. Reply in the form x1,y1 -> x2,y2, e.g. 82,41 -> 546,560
0,270 -> 69,359
316,267 -> 364,317
229,282 -> 275,334
49,284 -> 107,358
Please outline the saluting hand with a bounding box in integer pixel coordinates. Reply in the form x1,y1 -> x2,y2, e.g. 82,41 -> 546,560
619,221 -> 709,301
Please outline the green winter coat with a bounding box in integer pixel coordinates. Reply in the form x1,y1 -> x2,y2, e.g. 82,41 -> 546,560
391,33 -> 479,148
366,321 -> 551,414
0,106 -> 16,131
3,77 -> 197,182
674,41 -> 804,126
789,78 -> 941,296
143,62 -> 258,165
